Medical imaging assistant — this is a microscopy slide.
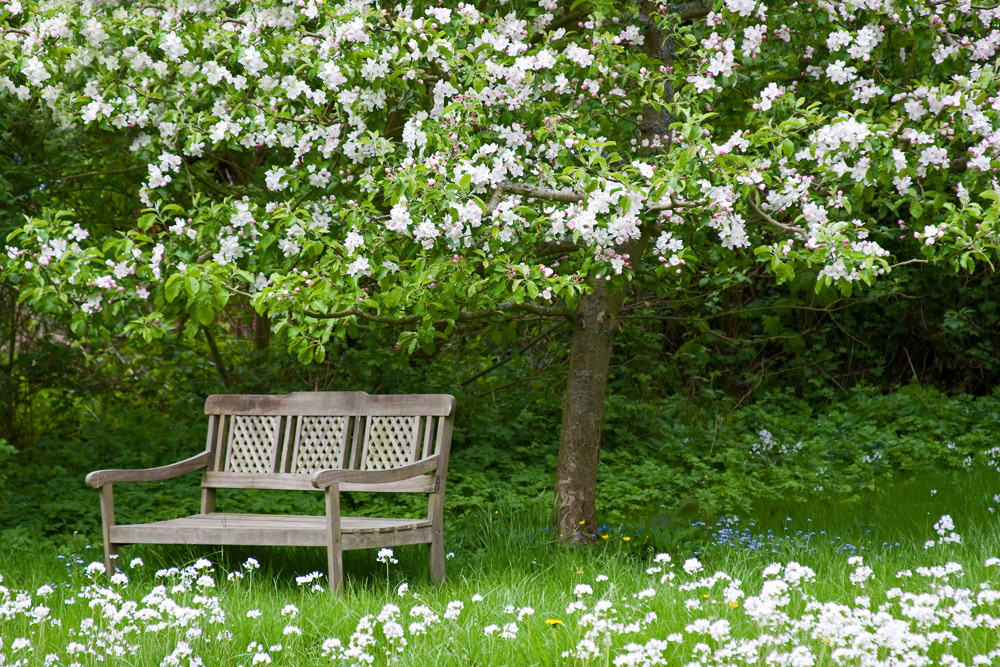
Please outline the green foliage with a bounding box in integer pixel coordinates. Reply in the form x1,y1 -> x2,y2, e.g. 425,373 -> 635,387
599,385 -> 1000,528
0,437 -> 14,486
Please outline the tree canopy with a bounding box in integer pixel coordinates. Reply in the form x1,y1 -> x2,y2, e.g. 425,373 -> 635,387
3,0 -> 1000,536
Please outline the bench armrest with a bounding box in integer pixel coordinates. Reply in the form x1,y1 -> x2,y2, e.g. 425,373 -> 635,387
86,451 -> 212,488
311,455 -> 440,489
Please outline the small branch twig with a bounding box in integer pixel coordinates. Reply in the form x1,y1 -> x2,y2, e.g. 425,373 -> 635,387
461,321 -> 566,386
485,180 -> 699,216
750,201 -> 806,238
303,299 -> 574,325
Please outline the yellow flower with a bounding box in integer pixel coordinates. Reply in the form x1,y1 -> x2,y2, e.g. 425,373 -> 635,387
545,619 -> 564,627
601,534 -> 609,540
623,536 -> 630,542
579,520 -> 586,525
728,601 -> 739,609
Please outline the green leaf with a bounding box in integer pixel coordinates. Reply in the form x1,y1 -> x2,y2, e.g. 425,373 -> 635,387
297,345 -> 314,365
384,287 -> 404,307
164,274 -> 184,303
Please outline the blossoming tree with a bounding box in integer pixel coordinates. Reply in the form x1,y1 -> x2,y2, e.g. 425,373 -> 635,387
3,0 -> 1000,538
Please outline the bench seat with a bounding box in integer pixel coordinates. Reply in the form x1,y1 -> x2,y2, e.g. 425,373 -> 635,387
110,514 -> 434,548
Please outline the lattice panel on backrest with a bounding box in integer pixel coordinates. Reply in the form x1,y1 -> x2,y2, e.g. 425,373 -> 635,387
291,416 -> 348,472
362,416 -> 419,470
225,415 -> 281,473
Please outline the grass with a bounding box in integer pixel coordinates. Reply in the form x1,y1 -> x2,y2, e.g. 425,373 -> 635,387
1,467 -> 999,666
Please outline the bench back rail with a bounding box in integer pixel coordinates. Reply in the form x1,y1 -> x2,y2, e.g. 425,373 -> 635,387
199,392 -> 454,506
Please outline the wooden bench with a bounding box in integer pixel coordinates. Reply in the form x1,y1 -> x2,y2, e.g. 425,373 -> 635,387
85,391 -> 455,593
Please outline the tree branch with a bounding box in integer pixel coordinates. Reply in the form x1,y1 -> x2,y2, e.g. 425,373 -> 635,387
530,9 -> 588,44
501,181 -> 586,204
670,2 -> 711,21
462,321 -> 566,386
749,201 -> 806,239
487,180 -> 699,215
302,299 -> 575,325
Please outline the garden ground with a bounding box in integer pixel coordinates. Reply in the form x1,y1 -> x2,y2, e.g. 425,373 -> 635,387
1,466 -> 998,666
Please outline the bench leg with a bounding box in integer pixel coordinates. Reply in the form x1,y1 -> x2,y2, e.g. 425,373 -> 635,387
325,486 -> 344,596
104,543 -> 119,576
429,531 -> 446,583
429,491 -> 446,583
99,485 -> 118,575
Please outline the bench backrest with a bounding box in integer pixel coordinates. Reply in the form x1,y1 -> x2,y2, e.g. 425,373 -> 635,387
199,392 -> 455,494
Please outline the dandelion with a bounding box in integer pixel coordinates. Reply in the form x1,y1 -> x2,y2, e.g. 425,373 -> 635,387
546,618 -> 564,626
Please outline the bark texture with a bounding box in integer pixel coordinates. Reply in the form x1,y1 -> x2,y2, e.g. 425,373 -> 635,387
553,283 -> 626,540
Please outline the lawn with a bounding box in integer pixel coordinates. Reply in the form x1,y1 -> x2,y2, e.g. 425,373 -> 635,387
1,467 -> 998,666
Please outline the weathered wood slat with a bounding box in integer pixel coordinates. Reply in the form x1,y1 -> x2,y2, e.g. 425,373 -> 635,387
86,451 -> 211,487
312,456 -> 439,489
201,471 -> 435,493
111,514 -> 433,549
204,392 -> 455,417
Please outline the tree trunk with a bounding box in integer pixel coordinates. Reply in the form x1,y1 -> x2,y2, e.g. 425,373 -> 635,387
253,311 -> 270,352
550,2 -> 686,540
553,283 -> 626,540
0,288 -> 20,447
